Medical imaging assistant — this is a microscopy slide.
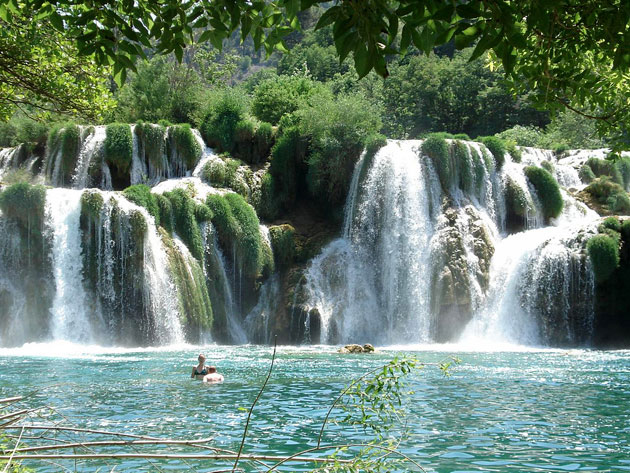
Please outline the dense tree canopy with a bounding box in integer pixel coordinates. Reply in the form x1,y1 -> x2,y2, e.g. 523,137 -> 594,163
1,0 -> 629,147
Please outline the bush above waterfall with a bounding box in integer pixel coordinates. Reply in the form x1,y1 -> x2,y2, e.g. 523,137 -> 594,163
583,177 -> 630,215
162,188 -> 204,261
134,122 -> 166,170
123,185 -> 160,225
587,234 -> 620,283
422,136 -> 451,190
269,224 -> 296,269
585,158 -> 624,187
524,166 -> 564,219
104,124 -> 133,174
0,182 -> 47,226
480,136 -> 506,169
169,124 -> 202,169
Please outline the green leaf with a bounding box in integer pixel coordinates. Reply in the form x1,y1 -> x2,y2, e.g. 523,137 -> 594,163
354,43 -> 372,78
49,12 -> 64,30
315,5 -> 339,30
174,44 -> 183,63
198,29 -> 213,43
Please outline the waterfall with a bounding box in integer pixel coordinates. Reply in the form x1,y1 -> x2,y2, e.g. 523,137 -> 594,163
72,126 -> 106,189
304,141 -> 440,344
45,189 -> 95,343
461,224 -> 597,346
0,147 -> 18,180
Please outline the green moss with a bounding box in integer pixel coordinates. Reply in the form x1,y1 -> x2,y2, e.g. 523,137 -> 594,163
46,124 -> 80,182
270,127 -> 306,207
587,234 -> 620,283
579,164 -> 596,184
207,193 -> 264,278
425,131 -> 454,140
161,230 -> 213,333
585,177 -> 630,214
135,123 -> 166,170
541,160 -> 555,174
0,182 -> 46,226
505,140 -> 522,163
480,147 -> 495,174
257,171 -> 279,221
470,146 -> 486,195
80,190 -> 104,219
123,184 -> 160,225
453,133 -> 470,140
269,224 -> 295,269
586,158 -> 623,186
163,188 -> 204,261
156,194 -> 173,234
602,216 -> 621,232
128,209 -> 148,242
365,133 -> 387,158
225,193 -> 263,278
505,176 -> 529,218
615,157 -> 630,190
454,140 -> 473,193
104,123 -> 133,173
422,136 -> 451,190
194,203 -> 213,223
524,166 -> 564,219
481,136 -> 506,169
170,124 -> 202,168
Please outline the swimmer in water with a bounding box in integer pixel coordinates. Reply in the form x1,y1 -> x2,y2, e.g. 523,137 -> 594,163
203,366 -> 224,384
191,354 -> 210,380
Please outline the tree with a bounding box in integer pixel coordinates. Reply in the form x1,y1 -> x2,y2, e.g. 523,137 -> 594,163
2,0 -> 630,148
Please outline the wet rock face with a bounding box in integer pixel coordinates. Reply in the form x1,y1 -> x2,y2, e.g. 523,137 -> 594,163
432,204 -> 495,342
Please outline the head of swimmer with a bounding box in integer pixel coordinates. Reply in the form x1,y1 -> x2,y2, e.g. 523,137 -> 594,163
198,354 -> 206,365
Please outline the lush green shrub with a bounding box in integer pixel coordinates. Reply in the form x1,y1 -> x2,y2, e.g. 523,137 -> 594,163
453,133 -> 471,140
541,160 -> 555,174
454,140 -> 473,193
553,143 -> 569,155
257,171 -> 279,221
206,193 -> 263,278
252,121 -> 274,163
422,136 -> 451,190
425,131 -> 454,140
80,190 -> 104,219
298,93 -> 381,208
135,122 -> 166,170
524,166 -> 564,219
481,136 -> 506,169
587,234 -> 620,283
615,157 -> 630,190
586,158 -> 623,186
0,182 -> 47,226
170,124 -> 202,168
225,193 -> 263,277
252,75 -> 321,125
496,125 -> 544,147
163,188 -> 204,260
365,133 -> 387,158
104,123 -> 133,173
505,176 -> 529,217
269,224 -> 296,269
123,184 -> 160,225
579,164 -> 596,184
505,140 -> 522,163
470,146 -> 486,195
270,128 -> 306,207
194,203 -> 213,222
156,194 -> 174,234
621,219 -> 630,240
46,123 -> 81,180
200,89 -> 248,153
201,160 -> 227,187
585,177 -> 630,214
480,147 -> 495,174
602,216 -> 621,232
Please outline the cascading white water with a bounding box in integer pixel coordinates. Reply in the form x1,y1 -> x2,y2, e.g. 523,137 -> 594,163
72,126 -> 106,189
46,188 -> 95,343
304,141 -> 441,344
0,147 -> 18,180
460,223 -> 597,346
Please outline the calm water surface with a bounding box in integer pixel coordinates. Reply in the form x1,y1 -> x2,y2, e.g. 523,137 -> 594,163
1,344 -> 629,472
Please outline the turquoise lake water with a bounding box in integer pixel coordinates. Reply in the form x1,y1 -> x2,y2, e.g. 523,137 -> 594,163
1,344 -> 629,472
